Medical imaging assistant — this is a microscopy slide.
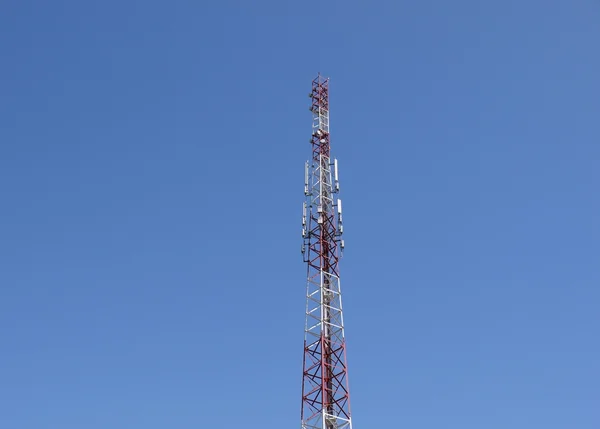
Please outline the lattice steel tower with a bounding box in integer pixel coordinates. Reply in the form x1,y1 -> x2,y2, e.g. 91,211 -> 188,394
300,74 -> 352,429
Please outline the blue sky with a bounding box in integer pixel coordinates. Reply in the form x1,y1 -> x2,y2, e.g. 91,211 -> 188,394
1,1 -> 599,428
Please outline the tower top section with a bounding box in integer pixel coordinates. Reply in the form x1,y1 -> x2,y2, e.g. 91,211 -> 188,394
309,74 -> 330,136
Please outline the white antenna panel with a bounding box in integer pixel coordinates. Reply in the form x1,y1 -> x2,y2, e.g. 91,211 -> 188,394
334,159 -> 339,181
304,161 -> 309,195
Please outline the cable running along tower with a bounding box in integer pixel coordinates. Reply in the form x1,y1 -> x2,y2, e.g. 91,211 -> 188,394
301,75 -> 352,429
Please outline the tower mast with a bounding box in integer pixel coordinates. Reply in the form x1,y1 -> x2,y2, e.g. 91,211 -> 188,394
301,74 -> 352,429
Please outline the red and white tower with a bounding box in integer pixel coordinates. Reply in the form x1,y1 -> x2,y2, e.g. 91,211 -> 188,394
301,74 -> 352,429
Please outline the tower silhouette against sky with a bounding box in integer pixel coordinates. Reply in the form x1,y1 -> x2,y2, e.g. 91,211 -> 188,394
301,74 -> 352,429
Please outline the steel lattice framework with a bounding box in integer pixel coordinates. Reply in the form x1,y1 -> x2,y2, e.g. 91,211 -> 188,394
301,74 -> 352,429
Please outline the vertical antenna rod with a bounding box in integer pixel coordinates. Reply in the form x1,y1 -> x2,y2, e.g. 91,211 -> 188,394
301,74 -> 352,429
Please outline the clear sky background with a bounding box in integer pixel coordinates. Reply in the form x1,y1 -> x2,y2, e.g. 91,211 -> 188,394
1,1 -> 598,428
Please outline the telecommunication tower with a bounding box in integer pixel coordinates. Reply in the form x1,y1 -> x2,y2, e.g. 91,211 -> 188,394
300,74 -> 352,429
